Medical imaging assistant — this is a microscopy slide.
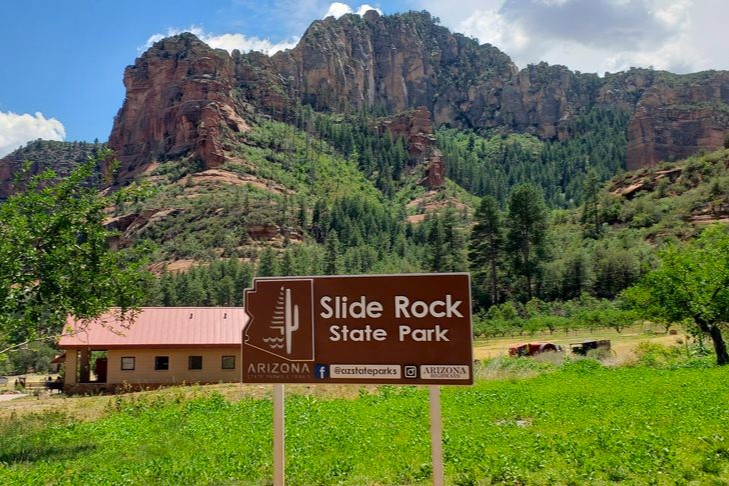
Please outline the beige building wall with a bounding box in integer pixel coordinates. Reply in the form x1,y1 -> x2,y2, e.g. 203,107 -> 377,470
65,350 -> 78,385
105,347 -> 241,385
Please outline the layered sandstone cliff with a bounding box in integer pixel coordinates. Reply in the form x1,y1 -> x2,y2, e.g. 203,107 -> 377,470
104,10 -> 729,185
267,11 -> 515,121
375,106 -> 444,187
625,72 -> 729,170
238,12 -> 729,171
108,33 -> 249,184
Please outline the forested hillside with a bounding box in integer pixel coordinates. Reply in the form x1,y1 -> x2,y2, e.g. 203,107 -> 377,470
0,140 -> 104,199
120,92 -> 729,322
440,107 -> 630,206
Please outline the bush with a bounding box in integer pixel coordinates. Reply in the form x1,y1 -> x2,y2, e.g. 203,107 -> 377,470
5,343 -> 57,375
586,347 -> 614,361
631,341 -> 715,369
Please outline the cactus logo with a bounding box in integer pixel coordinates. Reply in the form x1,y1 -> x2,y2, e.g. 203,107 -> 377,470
244,279 -> 315,361
267,286 -> 300,355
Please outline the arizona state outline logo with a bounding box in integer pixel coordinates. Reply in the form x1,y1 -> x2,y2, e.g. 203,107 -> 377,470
244,278 -> 315,361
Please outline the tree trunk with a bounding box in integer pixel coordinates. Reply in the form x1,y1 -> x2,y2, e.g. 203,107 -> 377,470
708,325 -> 729,366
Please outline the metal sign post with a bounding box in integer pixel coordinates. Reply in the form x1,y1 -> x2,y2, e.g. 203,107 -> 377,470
429,385 -> 444,486
273,383 -> 285,486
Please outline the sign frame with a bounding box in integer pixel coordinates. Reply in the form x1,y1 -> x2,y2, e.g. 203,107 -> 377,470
241,272 -> 473,386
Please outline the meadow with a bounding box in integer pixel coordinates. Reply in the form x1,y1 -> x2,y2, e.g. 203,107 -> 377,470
1,354 -> 728,485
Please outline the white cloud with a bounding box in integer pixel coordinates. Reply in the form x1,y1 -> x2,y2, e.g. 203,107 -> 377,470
142,26 -> 299,55
0,112 -> 65,158
142,3 -> 384,56
325,2 -> 353,17
419,0 -> 729,74
323,2 -> 383,19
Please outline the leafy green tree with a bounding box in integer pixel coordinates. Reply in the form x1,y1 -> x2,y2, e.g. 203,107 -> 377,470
0,154 -> 149,356
506,184 -> 549,300
624,224 -> 729,365
560,250 -> 593,299
593,245 -> 642,298
7,342 -> 57,374
469,196 -> 503,305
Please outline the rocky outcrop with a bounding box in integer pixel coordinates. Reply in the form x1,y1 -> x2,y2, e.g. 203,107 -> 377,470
376,106 -> 433,163
252,11 -> 729,171
103,11 -> 729,183
626,72 -> 729,170
375,106 -> 444,188
108,33 -> 249,185
265,11 -> 516,127
609,167 -> 682,199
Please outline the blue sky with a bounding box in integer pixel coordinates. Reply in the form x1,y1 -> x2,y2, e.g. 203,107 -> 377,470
0,1 -> 409,151
1,0 -> 726,156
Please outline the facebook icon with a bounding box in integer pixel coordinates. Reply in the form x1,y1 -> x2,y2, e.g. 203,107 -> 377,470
314,364 -> 329,379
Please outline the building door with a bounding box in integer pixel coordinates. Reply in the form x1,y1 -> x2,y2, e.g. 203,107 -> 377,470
95,357 -> 108,383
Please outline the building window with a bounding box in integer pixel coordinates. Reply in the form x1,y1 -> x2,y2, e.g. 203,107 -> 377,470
188,356 -> 203,370
222,356 -> 235,369
121,356 -> 135,371
154,356 -> 169,371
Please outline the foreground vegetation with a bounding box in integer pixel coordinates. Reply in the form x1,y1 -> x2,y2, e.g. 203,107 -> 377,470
2,353 -> 727,485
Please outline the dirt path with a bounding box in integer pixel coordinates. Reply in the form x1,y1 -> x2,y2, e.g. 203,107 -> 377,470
0,393 -> 26,402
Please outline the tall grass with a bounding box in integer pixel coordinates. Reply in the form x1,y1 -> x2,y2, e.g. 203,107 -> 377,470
1,359 -> 728,484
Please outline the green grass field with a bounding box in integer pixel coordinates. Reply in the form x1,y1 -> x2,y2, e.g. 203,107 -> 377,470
1,359 -> 728,485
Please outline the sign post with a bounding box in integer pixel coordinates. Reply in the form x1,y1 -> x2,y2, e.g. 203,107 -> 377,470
273,383 -> 285,486
429,385 -> 444,486
242,273 -> 472,485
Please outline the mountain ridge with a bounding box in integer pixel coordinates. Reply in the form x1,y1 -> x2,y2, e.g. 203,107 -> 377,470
4,10 -> 729,196
105,10 -> 729,185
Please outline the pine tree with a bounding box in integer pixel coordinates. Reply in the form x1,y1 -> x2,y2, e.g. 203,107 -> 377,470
160,271 -> 178,306
442,205 -> 468,272
297,197 -> 308,229
216,276 -> 236,306
281,250 -> 294,276
257,247 -> 277,277
469,196 -> 503,306
581,168 -> 601,238
185,275 -> 207,305
324,230 -> 341,275
427,216 -> 446,272
506,184 -> 548,301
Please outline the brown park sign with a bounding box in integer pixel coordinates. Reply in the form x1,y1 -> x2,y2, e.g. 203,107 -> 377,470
242,273 -> 473,385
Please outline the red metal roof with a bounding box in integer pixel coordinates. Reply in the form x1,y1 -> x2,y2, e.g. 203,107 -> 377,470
59,307 -> 248,348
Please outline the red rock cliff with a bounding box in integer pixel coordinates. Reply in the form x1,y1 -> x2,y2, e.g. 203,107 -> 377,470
107,13 -> 729,182
626,72 -> 729,170
108,33 -> 249,185
375,106 -> 444,188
